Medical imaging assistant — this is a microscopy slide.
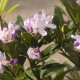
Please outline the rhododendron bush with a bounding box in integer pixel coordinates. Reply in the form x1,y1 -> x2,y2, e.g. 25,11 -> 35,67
0,0 -> 80,80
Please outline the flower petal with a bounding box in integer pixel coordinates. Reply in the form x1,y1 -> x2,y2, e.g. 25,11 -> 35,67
0,65 -> 4,73
37,28 -> 47,37
42,10 -> 46,18
71,35 -> 76,39
46,23 -> 56,29
76,45 -> 80,51
24,18 -> 30,26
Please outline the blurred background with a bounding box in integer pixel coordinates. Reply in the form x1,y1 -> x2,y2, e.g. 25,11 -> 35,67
5,0 -> 63,21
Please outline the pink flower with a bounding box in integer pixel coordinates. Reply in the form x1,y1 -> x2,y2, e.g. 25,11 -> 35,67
27,47 -> 40,60
0,51 -> 9,73
71,34 -> 80,51
24,10 -> 56,37
0,22 -> 19,43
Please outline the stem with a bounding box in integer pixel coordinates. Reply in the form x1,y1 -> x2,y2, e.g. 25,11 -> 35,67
29,59 -> 41,80
5,68 -> 15,79
0,15 -> 3,29
76,70 -> 80,80
7,53 -> 12,59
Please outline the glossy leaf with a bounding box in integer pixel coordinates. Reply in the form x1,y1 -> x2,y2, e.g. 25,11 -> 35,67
42,63 -> 65,77
54,6 -> 65,27
16,15 -> 24,26
39,43 -> 60,62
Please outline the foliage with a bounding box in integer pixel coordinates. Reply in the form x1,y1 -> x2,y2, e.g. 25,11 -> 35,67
0,0 -> 80,80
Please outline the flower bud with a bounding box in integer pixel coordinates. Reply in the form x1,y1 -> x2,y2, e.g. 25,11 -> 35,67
61,24 -> 69,34
10,58 -> 18,66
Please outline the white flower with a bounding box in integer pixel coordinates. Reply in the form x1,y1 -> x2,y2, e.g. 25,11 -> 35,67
0,51 -> 9,73
27,47 -> 40,60
24,10 -> 56,37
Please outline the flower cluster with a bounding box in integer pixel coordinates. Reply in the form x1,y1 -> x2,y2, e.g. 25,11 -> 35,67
23,10 -> 56,37
0,51 -> 18,73
0,22 -> 19,43
71,34 -> 80,51
0,10 -> 57,74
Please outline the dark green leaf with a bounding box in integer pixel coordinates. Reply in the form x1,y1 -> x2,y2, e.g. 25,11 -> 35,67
16,15 -> 24,26
39,43 -> 60,62
54,6 -> 65,27
54,66 -> 80,80
42,63 -> 65,77
63,44 -> 79,65
65,63 -> 80,80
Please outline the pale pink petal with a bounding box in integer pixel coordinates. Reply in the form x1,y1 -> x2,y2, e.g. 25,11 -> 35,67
0,30 -> 3,40
2,61 -> 9,66
46,23 -> 56,29
8,22 -> 14,31
37,28 -> 47,37
24,18 -> 30,26
15,25 -> 20,30
76,45 -> 80,51
42,10 -> 46,18
71,35 -> 77,39
0,65 -> 4,73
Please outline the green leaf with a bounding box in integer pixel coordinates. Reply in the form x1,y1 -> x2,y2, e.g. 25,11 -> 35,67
14,65 -> 26,80
3,20 -> 8,26
26,69 -> 36,80
63,44 -> 79,65
55,69 -> 64,80
52,15 -> 59,27
65,63 -> 80,80
54,29 -> 63,43
0,0 -> 4,13
39,43 -> 60,62
54,66 -> 80,80
3,4 -> 20,18
16,15 -> 24,26
60,0 -> 78,27
42,63 -> 65,77
0,73 -> 13,80
1,0 -> 8,13
41,43 -> 60,56
14,39 -> 26,65
54,6 -> 65,27
21,32 -> 32,47
44,60 -> 55,66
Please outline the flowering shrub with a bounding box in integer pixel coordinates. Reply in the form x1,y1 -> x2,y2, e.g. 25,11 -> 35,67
0,0 -> 80,80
